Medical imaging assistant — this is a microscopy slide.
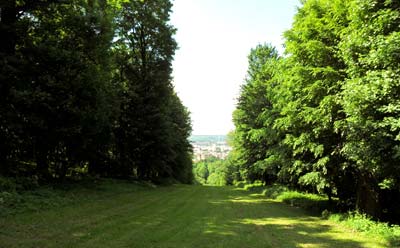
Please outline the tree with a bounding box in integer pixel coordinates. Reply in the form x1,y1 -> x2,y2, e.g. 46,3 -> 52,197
113,0 -> 193,182
275,0 -> 350,199
166,93 -> 194,183
340,0 -> 400,219
228,0 -> 400,222
232,44 -> 281,183
0,0 -> 193,185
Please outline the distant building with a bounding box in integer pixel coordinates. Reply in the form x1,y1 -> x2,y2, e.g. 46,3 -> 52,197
190,135 -> 232,161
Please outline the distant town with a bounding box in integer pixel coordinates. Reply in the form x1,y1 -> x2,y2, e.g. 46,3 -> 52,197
189,135 -> 232,161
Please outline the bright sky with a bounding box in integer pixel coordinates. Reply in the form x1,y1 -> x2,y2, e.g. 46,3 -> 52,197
170,0 -> 299,135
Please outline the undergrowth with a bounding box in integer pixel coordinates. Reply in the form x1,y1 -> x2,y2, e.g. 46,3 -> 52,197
328,212 -> 400,247
241,181 -> 334,213
240,181 -> 400,246
0,176 -> 154,217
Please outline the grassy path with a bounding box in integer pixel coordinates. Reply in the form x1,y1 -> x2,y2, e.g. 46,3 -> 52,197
0,183 -> 388,247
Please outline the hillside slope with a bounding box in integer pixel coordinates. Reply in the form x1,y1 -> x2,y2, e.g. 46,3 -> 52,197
0,182 -> 387,247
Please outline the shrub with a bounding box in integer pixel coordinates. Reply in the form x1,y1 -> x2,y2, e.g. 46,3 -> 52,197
328,212 -> 400,246
261,184 -> 288,198
241,182 -> 400,245
0,176 -> 17,192
276,191 -> 332,213
234,181 -> 246,188
207,173 -> 227,186
243,183 -> 334,213
16,176 -> 39,191
243,180 -> 264,192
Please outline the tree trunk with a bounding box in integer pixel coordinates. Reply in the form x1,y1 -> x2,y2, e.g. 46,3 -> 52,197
356,172 -> 381,219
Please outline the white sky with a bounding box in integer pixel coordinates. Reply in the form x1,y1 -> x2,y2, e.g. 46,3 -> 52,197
170,0 -> 299,135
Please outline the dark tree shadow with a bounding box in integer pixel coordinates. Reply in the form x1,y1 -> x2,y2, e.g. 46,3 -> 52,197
191,186 -> 386,248
0,184 -> 389,248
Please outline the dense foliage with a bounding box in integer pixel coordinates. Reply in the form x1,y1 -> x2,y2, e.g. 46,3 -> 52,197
231,0 -> 400,222
0,0 -> 193,184
192,156 -> 239,186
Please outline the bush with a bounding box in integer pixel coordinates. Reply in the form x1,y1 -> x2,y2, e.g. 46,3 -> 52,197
207,173 -> 226,186
261,184 -> 288,198
192,178 -> 204,185
16,176 -> 39,191
0,176 -> 17,192
276,191 -> 331,213
0,187 -> 69,217
241,182 -> 400,245
234,181 -> 246,188
0,176 -> 40,192
243,180 -> 264,192
328,212 -> 400,246
242,183 -> 332,213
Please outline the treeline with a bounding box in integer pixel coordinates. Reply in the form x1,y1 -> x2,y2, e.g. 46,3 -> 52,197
232,0 -> 400,222
193,156 -> 239,186
0,0 -> 193,184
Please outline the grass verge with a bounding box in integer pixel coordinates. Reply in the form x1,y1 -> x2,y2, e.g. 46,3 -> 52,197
328,212 -> 400,247
241,181 -> 400,246
0,177 -> 153,217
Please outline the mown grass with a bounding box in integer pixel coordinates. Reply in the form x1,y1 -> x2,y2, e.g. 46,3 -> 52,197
0,179 -> 392,247
241,181 -> 400,247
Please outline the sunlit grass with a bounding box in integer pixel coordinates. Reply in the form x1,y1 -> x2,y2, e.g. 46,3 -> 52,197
0,181 -> 390,247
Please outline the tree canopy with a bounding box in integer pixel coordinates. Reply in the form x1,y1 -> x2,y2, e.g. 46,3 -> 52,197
0,0 -> 193,184
231,0 -> 400,222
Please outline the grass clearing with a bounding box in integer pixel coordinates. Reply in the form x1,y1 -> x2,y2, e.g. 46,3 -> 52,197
0,180 -> 392,247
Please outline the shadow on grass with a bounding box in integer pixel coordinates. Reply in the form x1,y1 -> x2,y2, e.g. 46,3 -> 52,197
249,184 -> 338,215
76,185 -> 386,247
0,184 -> 387,248
197,186 -> 382,248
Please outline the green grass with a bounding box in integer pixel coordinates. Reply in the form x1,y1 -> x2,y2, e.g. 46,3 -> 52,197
328,212 -> 400,247
241,182 -> 400,246
0,180 -> 391,247
244,182 -> 334,213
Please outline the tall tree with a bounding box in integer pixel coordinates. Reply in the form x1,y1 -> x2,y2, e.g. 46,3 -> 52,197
114,0 -> 190,181
166,93 -> 193,183
0,0 -> 193,184
232,44 -> 282,182
276,0 -> 350,198
0,0 -> 117,179
340,0 -> 400,219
